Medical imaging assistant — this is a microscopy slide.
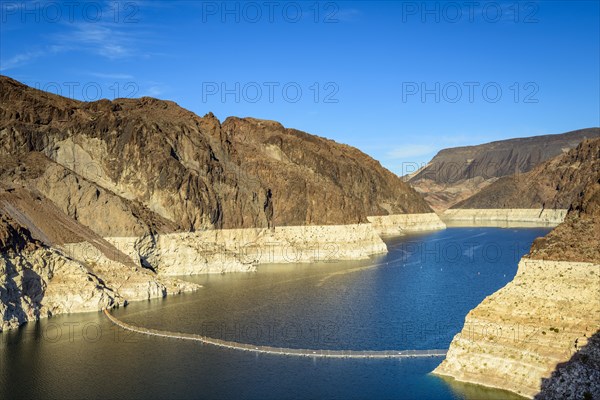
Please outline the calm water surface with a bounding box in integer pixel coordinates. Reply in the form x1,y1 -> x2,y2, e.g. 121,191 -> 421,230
1,227 -> 550,399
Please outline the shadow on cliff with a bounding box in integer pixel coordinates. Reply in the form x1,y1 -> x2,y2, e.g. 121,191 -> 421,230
534,329 -> 600,400
1,252 -> 44,329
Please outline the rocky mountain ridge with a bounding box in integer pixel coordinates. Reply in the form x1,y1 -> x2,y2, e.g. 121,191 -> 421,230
0,75 -> 431,235
453,138 -> 600,213
434,138 -> 600,399
0,75 -> 439,331
409,128 -> 600,210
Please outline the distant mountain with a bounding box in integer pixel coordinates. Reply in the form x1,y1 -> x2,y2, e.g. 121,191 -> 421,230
453,138 -> 600,212
409,128 -> 600,210
434,137 -> 600,398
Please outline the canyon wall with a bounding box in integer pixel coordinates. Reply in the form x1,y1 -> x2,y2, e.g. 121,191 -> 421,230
434,142 -> 600,399
0,75 -> 433,234
366,213 -> 446,236
409,128 -> 599,211
0,76 -> 442,331
0,186 -> 198,332
433,258 -> 599,398
441,209 -> 567,227
106,223 -> 387,275
453,138 -> 600,211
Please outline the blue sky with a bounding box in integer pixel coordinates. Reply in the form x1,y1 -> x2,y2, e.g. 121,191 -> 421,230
1,0 -> 599,174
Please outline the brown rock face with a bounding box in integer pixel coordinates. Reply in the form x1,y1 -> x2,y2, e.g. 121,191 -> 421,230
220,117 -> 431,226
0,212 -> 41,253
0,75 -> 431,235
0,152 -> 177,237
409,128 -> 600,210
454,138 -> 600,212
434,138 -> 600,399
0,184 -> 137,266
0,183 -> 200,332
527,139 -> 600,264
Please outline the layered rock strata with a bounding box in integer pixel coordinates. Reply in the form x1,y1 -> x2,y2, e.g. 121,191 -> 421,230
366,213 -> 446,236
433,142 -> 600,398
409,129 -> 599,211
453,138 -> 600,211
0,75 -> 442,331
433,259 -> 600,398
0,187 -> 198,332
106,223 -> 387,275
0,75 -> 433,233
441,209 -> 567,227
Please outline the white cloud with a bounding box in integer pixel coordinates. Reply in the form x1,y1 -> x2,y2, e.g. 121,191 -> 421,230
0,50 -> 44,71
53,23 -> 137,59
145,86 -> 163,97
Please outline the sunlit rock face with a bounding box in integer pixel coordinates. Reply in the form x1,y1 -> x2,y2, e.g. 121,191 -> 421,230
0,189 -> 199,332
0,75 -> 440,331
433,258 -> 600,398
434,140 -> 600,399
366,213 -> 446,236
409,129 -> 600,211
0,75 -> 432,236
452,138 -> 600,211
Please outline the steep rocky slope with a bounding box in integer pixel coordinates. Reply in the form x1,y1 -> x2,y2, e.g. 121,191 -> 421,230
454,138 -> 600,211
0,75 -> 431,234
1,75 -> 442,330
0,184 -> 198,332
0,152 -> 177,237
1,209 -> 117,331
535,331 -> 600,400
434,144 -> 600,398
409,128 -> 599,210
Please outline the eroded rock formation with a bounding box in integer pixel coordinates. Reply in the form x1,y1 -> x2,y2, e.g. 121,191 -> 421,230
409,129 -> 599,211
0,75 -> 440,330
433,140 -> 600,399
0,75 -> 431,233
453,138 -> 600,211
0,185 -> 198,332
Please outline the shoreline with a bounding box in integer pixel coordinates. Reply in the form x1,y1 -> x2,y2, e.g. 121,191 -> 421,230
440,209 -> 567,227
104,214 -> 448,276
433,258 -> 600,399
432,374 -> 529,400
105,223 -> 388,276
1,214 -> 446,331
366,213 -> 446,236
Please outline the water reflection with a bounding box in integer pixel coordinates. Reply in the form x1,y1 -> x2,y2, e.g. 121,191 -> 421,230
1,227 -> 550,400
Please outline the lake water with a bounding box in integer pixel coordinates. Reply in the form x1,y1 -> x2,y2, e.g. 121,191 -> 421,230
0,227 -> 551,400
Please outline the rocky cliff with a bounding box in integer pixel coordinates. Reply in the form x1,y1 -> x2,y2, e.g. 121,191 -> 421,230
0,185 -> 198,332
433,143 -> 600,398
453,138 -> 600,211
409,129 -> 599,211
1,75 -> 440,330
0,75 -> 431,233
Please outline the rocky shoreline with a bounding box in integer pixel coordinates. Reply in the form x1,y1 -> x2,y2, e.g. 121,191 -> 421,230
441,209 -> 567,227
106,215 -> 449,275
433,259 -> 600,398
433,140 -> 600,399
105,223 -> 389,276
0,75 -> 442,332
366,213 -> 446,236
1,216 -> 446,331
0,240 -> 200,333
